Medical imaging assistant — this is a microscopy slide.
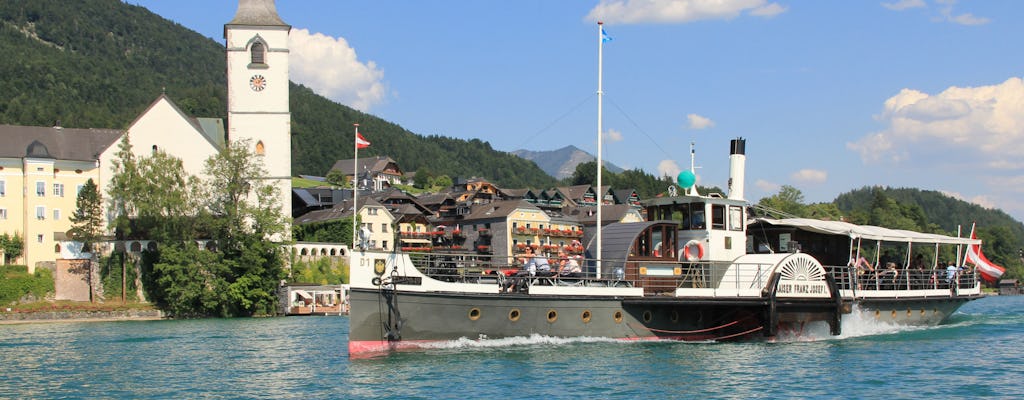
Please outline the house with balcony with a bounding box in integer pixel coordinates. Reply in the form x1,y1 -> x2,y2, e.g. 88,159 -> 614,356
328,156 -> 404,192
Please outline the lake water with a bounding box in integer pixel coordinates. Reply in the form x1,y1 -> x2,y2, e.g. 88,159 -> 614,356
2,295 -> 1022,399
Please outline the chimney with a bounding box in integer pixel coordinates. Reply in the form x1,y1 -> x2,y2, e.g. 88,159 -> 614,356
728,138 -> 746,201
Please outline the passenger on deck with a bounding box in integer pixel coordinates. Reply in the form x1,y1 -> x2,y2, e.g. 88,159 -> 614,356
502,247 -> 550,293
558,252 -> 582,278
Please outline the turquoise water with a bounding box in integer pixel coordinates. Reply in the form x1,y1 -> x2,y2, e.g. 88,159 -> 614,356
1,296 -> 1022,399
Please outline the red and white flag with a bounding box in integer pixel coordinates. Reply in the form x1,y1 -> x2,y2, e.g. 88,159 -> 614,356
356,133 -> 371,149
964,225 -> 1006,283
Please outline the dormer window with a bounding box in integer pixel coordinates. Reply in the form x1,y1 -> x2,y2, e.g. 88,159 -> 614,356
250,41 -> 266,65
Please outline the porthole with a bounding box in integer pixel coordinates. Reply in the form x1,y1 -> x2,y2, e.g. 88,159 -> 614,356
613,311 -> 623,324
906,309 -> 912,317
546,310 -> 558,323
642,310 -> 653,323
920,309 -> 926,316
509,308 -> 520,322
874,310 -> 881,319
468,308 -> 481,321
670,310 -> 679,323
581,310 -> 592,324
891,310 -> 897,318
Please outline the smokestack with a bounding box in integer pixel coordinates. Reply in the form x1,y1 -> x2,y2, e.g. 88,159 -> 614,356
728,138 -> 746,200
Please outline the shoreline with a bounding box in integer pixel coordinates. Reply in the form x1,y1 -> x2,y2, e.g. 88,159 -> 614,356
0,309 -> 166,325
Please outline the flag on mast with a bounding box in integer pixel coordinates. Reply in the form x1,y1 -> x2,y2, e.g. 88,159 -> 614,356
601,27 -> 613,43
356,133 -> 371,149
964,223 -> 1006,283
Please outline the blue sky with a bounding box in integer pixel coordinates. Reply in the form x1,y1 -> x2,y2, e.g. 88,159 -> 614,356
131,0 -> 1024,222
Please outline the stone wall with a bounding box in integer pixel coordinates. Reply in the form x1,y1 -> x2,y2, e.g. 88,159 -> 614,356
54,259 -> 91,302
0,309 -> 164,323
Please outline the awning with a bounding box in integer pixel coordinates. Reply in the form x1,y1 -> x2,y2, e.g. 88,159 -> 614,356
753,218 -> 980,245
294,290 -> 312,299
401,238 -> 431,244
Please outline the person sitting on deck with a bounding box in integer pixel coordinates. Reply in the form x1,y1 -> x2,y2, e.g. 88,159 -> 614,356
502,247 -> 550,293
558,252 -> 582,278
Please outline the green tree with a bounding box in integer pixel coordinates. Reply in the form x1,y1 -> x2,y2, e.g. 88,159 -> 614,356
0,232 -> 24,264
67,179 -> 104,251
325,169 -> 349,187
433,174 -> 453,189
202,138 -> 285,243
757,185 -> 807,217
107,134 -> 142,237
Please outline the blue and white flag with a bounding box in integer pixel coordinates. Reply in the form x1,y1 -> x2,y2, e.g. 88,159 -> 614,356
601,27 -> 613,43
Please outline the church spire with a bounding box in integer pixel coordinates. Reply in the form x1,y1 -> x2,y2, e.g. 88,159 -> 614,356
227,0 -> 288,27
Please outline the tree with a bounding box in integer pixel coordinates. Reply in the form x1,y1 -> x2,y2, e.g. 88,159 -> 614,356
0,232 -> 24,264
68,179 -> 104,250
325,169 -> 349,187
201,138 -> 286,243
106,134 -> 142,237
757,185 -> 807,217
433,174 -> 453,189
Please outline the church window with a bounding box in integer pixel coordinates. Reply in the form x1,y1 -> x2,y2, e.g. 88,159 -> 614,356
251,41 -> 266,65
152,145 -> 158,153
255,141 -> 265,155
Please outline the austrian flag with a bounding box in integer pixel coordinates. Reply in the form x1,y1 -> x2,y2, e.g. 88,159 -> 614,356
965,226 -> 1006,283
356,133 -> 371,149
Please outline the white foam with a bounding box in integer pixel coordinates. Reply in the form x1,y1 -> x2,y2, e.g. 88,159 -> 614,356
769,305 -> 934,342
412,334 -> 625,351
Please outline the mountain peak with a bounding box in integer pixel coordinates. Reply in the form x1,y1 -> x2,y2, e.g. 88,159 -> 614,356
512,146 -> 623,180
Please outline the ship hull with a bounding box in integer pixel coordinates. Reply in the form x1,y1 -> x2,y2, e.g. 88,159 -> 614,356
348,287 -> 981,355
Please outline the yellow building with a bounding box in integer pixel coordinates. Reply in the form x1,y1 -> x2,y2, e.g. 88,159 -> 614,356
0,125 -> 121,271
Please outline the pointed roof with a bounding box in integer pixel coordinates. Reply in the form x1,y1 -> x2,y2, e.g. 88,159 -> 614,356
128,94 -> 224,150
227,0 -> 289,27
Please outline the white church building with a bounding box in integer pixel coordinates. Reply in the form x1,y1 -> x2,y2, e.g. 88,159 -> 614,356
0,0 -> 293,271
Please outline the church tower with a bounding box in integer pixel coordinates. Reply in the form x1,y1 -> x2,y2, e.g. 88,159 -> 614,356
225,0 -> 291,234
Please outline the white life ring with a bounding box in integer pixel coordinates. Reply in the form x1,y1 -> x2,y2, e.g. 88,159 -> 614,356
682,240 -> 704,262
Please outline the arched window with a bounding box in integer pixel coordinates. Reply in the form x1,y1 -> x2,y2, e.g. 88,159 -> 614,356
255,141 -> 265,155
152,145 -> 158,154
251,41 -> 266,65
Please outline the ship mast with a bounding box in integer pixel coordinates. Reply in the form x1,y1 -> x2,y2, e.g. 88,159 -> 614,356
596,21 -> 606,278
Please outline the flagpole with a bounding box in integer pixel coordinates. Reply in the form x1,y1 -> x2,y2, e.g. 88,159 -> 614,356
596,21 -> 604,279
352,123 -> 360,251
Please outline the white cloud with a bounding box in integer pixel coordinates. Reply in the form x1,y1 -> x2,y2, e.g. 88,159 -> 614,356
604,129 -> 624,142
657,159 -> 682,179
686,113 -> 715,130
790,169 -> 827,184
586,0 -> 786,24
881,0 -> 925,11
947,12 -> 989,26
848,77 -> 1024,164
289,28 -> 387,111
937,0 -> 991,25
755,179 -> 780,193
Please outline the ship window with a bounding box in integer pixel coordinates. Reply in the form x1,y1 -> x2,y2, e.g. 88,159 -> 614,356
711,204 -> 726,230
729,206 -> 744,231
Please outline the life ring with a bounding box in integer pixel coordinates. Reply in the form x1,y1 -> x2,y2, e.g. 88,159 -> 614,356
682,240 -> 704,262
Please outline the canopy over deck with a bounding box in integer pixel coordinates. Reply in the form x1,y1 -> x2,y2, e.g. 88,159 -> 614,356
752,218 -> 980,245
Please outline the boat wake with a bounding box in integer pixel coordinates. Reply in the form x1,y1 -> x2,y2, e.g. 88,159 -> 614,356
416,334 -> 624,351
769,305 -> 943,343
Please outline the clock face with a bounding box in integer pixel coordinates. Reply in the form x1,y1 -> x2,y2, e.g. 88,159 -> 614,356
249,75 -> 266,91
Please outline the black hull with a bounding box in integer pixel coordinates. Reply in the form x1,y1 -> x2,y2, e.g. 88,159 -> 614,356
348,288 -> 982,354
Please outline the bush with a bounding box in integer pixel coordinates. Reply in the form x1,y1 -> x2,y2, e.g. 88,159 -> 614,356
0,266 -> 54,305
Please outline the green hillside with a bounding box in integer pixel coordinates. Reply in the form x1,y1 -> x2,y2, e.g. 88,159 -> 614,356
0,0 -> 555,188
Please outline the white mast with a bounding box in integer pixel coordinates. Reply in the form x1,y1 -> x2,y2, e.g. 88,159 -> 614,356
352,123 -> 360,250
596,21 -> 605,278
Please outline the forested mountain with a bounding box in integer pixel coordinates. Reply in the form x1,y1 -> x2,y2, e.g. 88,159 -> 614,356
512,145 -> 623,180
0,0 -> 555,189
